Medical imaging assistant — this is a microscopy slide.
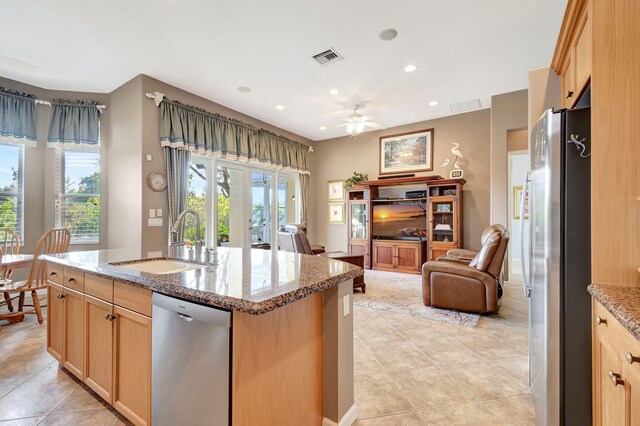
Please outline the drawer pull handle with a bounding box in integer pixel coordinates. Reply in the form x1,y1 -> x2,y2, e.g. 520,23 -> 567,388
626,353 -> 640,364
596,316 -> 607,325
608,370 -> 624,386
67,277 -> 76,283
105,314 -> 116,321
56,293 -> 66,299
49,272 -> 57,277
566,90 -> 574,99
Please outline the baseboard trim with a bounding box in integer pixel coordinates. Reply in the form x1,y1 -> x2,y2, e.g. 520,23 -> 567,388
322,404 -> 358,426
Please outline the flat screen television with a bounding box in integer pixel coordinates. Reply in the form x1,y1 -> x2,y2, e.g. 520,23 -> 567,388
372,203 -> 427,239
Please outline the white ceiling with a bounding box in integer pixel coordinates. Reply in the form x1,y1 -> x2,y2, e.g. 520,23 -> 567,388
0,0 -> 567,141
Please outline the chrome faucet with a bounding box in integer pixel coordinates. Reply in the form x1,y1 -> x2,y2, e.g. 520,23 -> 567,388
170,209 -> 202,250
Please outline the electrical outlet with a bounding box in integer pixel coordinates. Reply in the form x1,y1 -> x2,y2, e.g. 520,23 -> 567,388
148,217 -> 163,227
157,208 -> 163,217
343,294 -> 350,317
146,154 -> 152,161
149,209 -> 156,218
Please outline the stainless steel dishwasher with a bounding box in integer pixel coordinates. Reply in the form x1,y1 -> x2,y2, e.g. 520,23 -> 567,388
152,292 -> 231,426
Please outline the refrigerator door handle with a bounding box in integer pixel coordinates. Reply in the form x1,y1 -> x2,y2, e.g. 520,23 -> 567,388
520,172 -> 532,298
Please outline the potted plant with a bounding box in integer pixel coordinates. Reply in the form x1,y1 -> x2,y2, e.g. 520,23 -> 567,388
344,171 -> 368,189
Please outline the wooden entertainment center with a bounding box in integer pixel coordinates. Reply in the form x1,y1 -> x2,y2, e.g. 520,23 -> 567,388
347,176 -> 465,274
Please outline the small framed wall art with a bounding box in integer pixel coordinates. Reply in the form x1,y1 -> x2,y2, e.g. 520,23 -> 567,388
379,128 -> 434,175
328,203 -> 345,224
514,185 -> 529,220
328,180 -> 345,201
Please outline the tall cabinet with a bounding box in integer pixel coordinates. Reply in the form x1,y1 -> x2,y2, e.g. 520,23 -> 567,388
347,189 -> 373,269
426,180 -> 465,261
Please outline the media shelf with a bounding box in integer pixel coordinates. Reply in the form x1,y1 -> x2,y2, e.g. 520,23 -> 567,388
347,176 -> 465,272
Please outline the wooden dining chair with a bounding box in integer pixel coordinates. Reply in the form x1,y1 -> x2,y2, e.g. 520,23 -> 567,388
0,228 -> 21,311
1,228 -> 70,324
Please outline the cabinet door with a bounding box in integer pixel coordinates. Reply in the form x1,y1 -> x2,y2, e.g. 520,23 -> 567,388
47,281 -> 65,363
373,242 -> 395,271
348,201 -> 369,240
574,5 -> 591,99
113,306 -> 152,426
85,295 -> 114,403
593,332 -> 625,425
63,287 -> 85,380
396,243 -> 421,273
623,361 -> 640,426
348,241 -> 370,269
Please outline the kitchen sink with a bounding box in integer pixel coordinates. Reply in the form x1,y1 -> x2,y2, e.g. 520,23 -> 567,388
113,259 -> 204,275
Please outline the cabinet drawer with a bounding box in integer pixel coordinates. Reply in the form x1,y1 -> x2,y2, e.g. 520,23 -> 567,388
64,267 -> 85,292
114,281 -> 152,318
85,274 -> 114,303
593,300 -> 640,362
47,263 -> 64,284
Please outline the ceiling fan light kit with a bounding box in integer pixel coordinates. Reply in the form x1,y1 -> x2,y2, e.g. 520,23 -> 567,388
338,104 -> 380,138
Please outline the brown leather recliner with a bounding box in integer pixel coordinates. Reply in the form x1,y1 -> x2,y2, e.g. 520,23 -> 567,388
422,224 -> 510,314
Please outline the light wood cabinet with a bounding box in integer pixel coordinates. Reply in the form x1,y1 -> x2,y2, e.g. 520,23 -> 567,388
373,240 -> 425,274
46,281 -> 65,363
62,287 -> 85,380
84,295 -> 114,403
592,299 -> 640,425
46,264 -> 152,426
348,241 -> 370,269
113,306 -> 152,426
552,0 -> 592,108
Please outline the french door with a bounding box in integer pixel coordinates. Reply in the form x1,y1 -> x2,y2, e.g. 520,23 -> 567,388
188,157 -> 299,249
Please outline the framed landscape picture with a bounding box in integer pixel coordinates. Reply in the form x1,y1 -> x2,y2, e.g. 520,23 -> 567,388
327,180 -> 345,201
379,128 -> 434,175
328,203 -> 345,224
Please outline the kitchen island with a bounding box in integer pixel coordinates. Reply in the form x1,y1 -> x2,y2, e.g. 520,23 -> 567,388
43,247 -> 362,426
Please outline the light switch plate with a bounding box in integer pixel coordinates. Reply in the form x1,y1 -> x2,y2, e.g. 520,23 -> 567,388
146,154 -> 152,161
157,208 -> 163,217
148,217 -> 163,227
149,209 -> 156,218
343,294 -> 350,317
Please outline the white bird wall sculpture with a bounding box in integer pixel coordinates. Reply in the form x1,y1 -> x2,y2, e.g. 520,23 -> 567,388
450,143 -> 464,159
439,158 -> 450,176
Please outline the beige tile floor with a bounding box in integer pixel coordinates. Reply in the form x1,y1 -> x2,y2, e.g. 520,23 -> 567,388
353,276 -> 535,426
0,275 -> 533,426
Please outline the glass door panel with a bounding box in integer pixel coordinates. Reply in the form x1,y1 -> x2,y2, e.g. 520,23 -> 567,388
350,202 -> 368,239
250,172 -> 272,245
217,165 -> 244,248
278,176 -> 296,229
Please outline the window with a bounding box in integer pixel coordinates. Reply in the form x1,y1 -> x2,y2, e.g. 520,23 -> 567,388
0,143 -> 24,242
56,150 -> 100,244
185,161 -> 207,243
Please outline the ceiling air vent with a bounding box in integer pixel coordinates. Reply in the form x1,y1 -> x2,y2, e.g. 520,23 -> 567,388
449,99 -> 482,113
312,48 -> 344,66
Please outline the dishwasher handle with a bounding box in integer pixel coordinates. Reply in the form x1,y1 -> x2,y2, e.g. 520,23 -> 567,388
152,292 -> 231,327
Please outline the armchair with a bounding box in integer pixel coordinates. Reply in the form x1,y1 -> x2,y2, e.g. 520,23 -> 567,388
422,224 -> 509,314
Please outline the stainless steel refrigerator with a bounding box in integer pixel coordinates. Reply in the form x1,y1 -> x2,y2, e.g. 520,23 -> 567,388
520,107 -> 591,425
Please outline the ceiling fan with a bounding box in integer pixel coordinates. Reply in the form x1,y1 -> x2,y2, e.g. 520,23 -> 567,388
336,104 -> 380,138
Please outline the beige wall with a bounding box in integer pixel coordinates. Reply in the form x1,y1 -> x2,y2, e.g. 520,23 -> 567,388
528,67 -> 562,139
507,129 -> 528,152
309,109 -> 492,252
0,76 -> 110,265
489,90 -> 528,228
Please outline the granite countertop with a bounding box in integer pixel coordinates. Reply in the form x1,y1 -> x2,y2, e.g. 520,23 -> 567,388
588,283 -> 640,340
43,247 -> 363,315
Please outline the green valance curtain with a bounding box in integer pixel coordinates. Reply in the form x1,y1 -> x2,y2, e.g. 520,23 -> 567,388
0,87 -> 37,147
47,100 -> 101,150
159,100 -> 311,175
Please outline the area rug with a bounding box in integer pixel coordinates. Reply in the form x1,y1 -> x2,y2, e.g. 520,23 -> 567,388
353,269 -> 481,328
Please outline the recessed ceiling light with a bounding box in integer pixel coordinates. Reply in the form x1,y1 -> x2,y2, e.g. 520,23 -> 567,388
275,105 -> 284,110
329,88 -> 340,95
428,101 -> 439,106
319,126 -> 327,130
379,29 -> 398,41
237,86 -> 251,93
404,64 -> 417,73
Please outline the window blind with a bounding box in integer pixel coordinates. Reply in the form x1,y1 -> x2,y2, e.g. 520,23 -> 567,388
55,149 -> 100,244
0,143 -> 24,242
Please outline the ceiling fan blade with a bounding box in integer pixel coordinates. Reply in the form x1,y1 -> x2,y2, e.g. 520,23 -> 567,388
336,123 -> 350,127
364,122 -> 381,128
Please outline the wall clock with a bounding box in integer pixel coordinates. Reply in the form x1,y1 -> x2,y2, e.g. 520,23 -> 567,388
147,172 -> 167,192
